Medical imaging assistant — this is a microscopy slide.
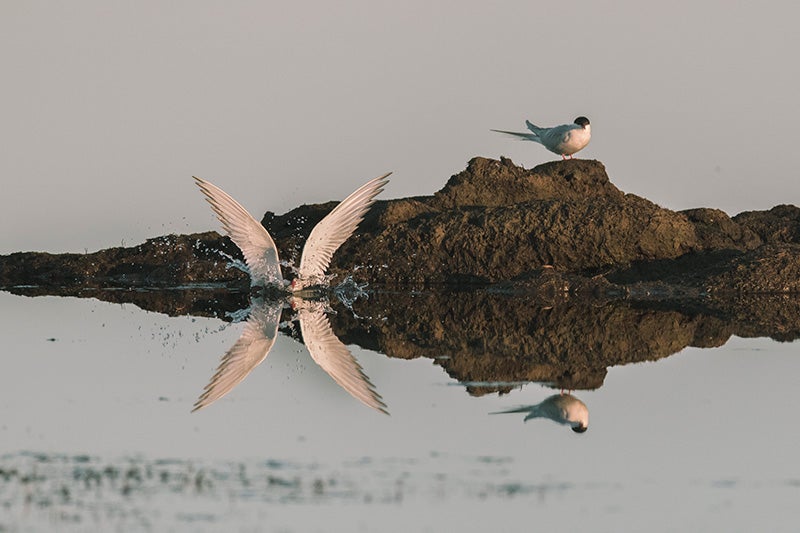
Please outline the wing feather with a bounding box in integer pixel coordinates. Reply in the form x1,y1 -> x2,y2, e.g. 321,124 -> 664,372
193,176 -> 283,285
539,123 -> 579,149
192,301 -> 282,411
525,120 -> 544,134
490,129 -> 543,144
299,309 -> 388,414
297,173 -> 391,284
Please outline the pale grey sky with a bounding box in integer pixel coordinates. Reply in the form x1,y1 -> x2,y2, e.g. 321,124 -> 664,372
2,1 -> 799,254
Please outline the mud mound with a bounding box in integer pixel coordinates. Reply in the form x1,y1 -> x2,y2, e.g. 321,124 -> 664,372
2,157 -> 799,293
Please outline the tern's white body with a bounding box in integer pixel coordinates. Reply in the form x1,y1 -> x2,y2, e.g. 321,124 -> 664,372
492,394 -> 588,432
492,116 -> 591,159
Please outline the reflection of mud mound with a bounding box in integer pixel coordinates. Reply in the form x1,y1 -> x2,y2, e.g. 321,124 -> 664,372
705,294 -> 800,343
6,285 -> 249,319
328,291 -> 741,393
328,291 -> 800,394
4,284 -> 798,394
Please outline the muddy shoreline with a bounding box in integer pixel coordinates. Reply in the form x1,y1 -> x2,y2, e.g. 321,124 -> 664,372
2,158 -> 798,294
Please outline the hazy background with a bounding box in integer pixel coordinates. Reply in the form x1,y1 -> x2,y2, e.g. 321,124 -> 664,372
2,1 -> 798,254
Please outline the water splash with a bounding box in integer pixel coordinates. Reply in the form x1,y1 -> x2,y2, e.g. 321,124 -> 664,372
212,249 -> 249,275
225,305 -> 252,324
334,276 -> 370,314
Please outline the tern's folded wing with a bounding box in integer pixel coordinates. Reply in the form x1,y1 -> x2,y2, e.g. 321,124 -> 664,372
539,124 -> 578,148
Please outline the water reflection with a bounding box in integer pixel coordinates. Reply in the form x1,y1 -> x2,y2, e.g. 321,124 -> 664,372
193,295 -> 387,414
192,296 -> 281,411
491,393 -> 589,433
4,285 -> 799,397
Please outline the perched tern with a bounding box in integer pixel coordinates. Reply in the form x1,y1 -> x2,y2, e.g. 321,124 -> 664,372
492,116 -> 591,160
192,296 -> 388,414
193,172 -> 391,291
491,393 -> 588,433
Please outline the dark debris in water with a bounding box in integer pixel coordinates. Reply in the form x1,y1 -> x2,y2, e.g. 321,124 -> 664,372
0,450 -> 595,529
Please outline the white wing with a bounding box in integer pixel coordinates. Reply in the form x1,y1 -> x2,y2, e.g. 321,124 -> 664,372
194,176 -> 283,285
539,124 -> 579,151
192,300 -> 282,411
299,308 -> 388,414
297,173 -> 391,285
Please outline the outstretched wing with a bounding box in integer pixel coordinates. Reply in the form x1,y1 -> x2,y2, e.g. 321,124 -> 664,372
297,173 -> 391,285
299,308 -> 388,414
192,301 -> 282,411
193,176 -> 283,285
490,129 -> 543,144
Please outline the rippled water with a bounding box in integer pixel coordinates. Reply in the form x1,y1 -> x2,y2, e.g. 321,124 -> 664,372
1,290 -> 798,532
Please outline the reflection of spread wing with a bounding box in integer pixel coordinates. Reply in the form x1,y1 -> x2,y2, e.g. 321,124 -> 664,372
193,176 -> 283,285
299,309 -> 388,414
192,302 -> 282,412
298,173 -> 390,285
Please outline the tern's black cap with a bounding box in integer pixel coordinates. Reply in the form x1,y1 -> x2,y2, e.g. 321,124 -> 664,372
574,117 -> 590,127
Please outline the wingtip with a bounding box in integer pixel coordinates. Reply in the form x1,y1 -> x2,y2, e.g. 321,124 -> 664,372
193,175 -> 212,192
371,172 -> 392,188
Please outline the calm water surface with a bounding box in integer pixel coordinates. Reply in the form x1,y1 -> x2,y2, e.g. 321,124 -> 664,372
1,290 -> 798,532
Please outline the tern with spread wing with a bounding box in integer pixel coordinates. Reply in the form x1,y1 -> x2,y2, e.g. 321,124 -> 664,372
193,172 -> 391,290
191,173 -> 390,413
492,116 -> 591,160
491,393 -> 588,433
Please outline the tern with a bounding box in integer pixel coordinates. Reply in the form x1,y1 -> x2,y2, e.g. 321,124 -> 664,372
491,393 -> 588,433
191,173 -> 391,413
492,116 -> 591,160
192,295 -> 388,414
193,172 -> 391,291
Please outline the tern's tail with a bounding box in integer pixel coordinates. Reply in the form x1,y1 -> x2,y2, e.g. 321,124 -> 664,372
490,129 -> 542,144
490,405 -> 533,415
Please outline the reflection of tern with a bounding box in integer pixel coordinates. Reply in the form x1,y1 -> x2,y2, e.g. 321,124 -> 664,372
294,298 -> 387,414
192,297 -> 281,412
491,117 -> 591,160
192,296 -> 388,414
193,172 -> 391,290
491,393 -> 588,433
